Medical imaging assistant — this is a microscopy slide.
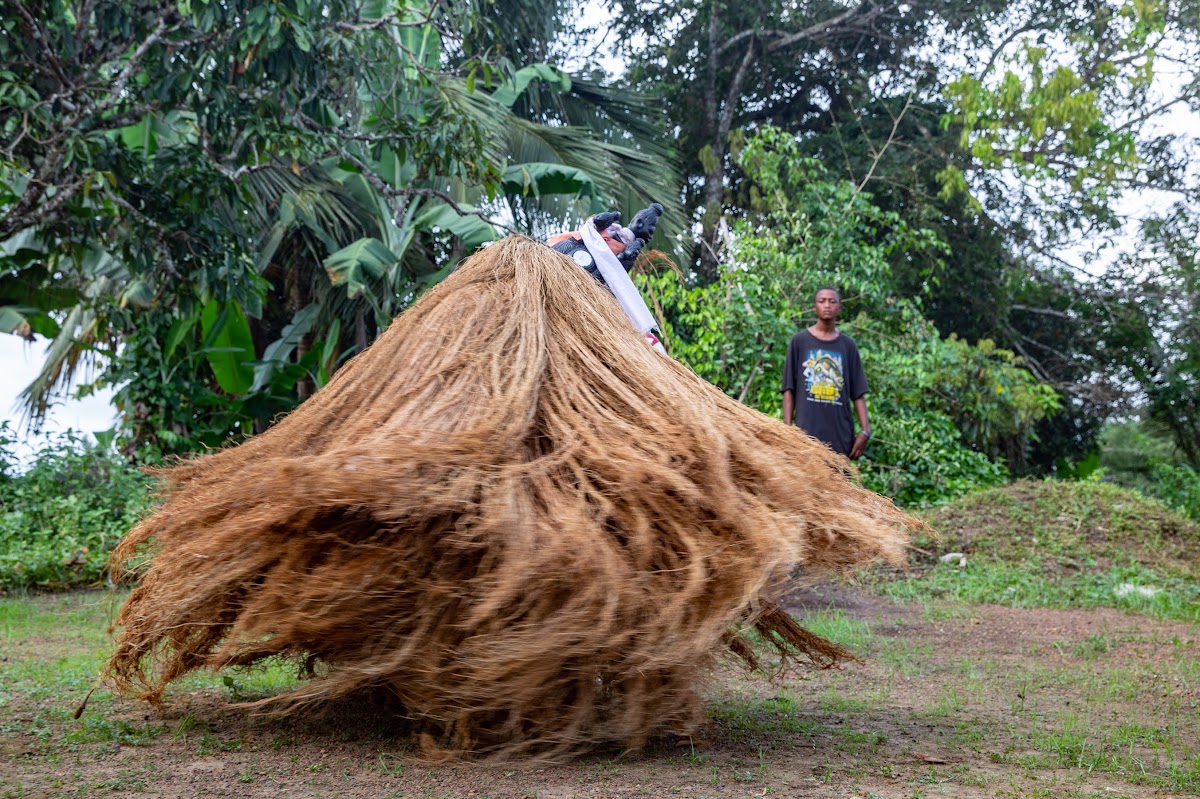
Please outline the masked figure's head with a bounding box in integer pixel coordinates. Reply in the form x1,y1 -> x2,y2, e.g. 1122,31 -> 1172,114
546,203 -> 664,282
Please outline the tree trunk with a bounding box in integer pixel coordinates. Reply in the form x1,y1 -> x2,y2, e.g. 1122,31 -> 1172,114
696,0 -> 725,283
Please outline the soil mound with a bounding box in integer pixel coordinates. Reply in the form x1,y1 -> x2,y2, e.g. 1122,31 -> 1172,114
922,480 -> 1199,577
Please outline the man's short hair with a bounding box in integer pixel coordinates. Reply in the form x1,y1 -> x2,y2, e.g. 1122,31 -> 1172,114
814,285 -> 841,301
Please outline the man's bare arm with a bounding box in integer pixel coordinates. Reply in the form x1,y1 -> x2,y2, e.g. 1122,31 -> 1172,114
782,390 -> 795,426
849,395 -> 871,460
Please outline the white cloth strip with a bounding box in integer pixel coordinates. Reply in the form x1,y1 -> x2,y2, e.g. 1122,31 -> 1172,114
580,219 -> 660,337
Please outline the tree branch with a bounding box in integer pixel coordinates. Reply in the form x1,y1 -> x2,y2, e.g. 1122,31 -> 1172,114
718,39 -> 758,146
975,22 -> 1040,81
761,3 -> 875,55
851,94 -> 912,201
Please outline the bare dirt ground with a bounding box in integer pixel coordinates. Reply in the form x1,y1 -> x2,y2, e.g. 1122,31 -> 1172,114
3,585 -> 1198,799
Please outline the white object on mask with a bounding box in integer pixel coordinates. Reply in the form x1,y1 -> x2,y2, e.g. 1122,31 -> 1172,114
580,219 -> 665,354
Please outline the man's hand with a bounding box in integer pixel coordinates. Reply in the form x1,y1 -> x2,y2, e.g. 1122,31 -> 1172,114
628,202 -> 663,242
617,237 -> 644,270
593,211 -> 621,230
849,432 -> 870,460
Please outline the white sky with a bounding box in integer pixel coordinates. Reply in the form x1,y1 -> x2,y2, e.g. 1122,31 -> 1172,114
0,334 -> 117,458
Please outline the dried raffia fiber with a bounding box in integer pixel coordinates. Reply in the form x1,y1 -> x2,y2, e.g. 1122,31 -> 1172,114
106,235 -> 915,757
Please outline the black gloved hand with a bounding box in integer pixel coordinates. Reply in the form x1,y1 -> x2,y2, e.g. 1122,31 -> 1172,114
593,211 -> 621,231
617,237 -> 644,271
627,203 -> 663,243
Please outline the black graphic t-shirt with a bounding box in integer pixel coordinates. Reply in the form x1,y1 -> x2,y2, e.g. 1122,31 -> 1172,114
781,330 -> 868,457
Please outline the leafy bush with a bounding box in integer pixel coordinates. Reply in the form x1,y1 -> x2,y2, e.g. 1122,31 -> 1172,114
1151,462 -> 1200,521
857,411 -> 1008,508
0,424 -> 151,590
1098,420 -> 1200,520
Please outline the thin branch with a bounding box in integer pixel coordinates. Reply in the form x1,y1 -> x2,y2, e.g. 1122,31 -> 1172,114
718,39 -> 758,146
333,0 -> 443,32
736,337 -> 772,404
761,4 -> 874,54
1010,303 -> 1076,319
103,13 -> 180,111
851,94 -> 912,201
976,23 -> 1040,81
408,186 -> 521,235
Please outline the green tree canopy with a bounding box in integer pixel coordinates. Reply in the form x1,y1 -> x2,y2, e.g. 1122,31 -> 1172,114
0,0 -> 685,457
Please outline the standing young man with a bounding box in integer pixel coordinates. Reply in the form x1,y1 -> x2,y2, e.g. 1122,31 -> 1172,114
782,287 -> 871,459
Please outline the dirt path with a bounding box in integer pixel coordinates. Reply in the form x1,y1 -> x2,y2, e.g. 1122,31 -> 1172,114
3,587 -> 1197,798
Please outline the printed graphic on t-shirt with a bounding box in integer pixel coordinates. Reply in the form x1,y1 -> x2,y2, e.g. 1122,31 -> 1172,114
803,348 -> 844,404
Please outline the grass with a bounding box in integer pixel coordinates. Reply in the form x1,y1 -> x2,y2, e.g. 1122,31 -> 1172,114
877,559 -> 1200,622
796,608 -> 874,651
0,589 -> 300,700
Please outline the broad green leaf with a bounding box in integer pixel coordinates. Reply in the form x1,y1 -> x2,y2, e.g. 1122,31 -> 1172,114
118,116 -> 157,154
376,147 -> 419,189
399,22 -> 441,72
492,64 -> 572,109
120,278 -> 155,309
412,202 -> 498,253
0,305 -> 29,334
163,313 -> 200,360
360,0 -> 390,19
315,317 -> 343,388
324,237 -> 397,300
500,162 -> 598,200
250,302 -> 320,392
200,300 -> 256,395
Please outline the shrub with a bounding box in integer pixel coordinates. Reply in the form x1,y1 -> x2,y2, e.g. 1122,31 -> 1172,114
0,423 -> 151,590
858,411 -> 1008,508
1150,461 -> 1200,521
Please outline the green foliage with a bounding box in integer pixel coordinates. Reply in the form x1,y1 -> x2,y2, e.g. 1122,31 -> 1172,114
1148,462 -> 1200,521
0,0 -> 492,241
858,411 -> 1008,508
1,0 -> 481,440
200,301 -> 257,396
647,128 -> 1057,507
0,424 -> 150,590
1,0 -> 685,455
1,1 -> 684,455
942,30 -> 1142,210
613,0 -> 948,278
867,323 -> 1061,458
614,0 -> 1199,468
1100,419 -> 1200,520
96,302 -> 344,460
1134,204 -> 1200,465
